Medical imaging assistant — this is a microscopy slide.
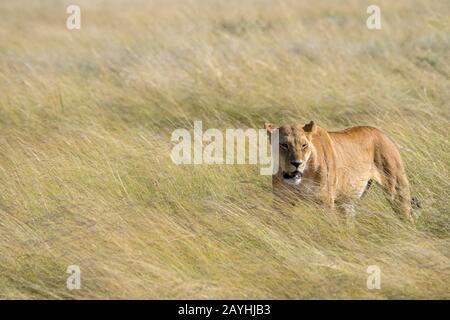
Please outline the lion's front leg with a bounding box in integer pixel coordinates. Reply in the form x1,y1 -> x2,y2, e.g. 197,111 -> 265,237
338,201 -> 356,229
319,183 -> 336,211
270,177 -> 298,217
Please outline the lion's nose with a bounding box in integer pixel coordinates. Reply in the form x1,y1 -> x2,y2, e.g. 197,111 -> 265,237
291,160 -> 302,168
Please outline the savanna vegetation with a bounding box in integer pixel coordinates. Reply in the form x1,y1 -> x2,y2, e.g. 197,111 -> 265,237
0,0 -> 448,299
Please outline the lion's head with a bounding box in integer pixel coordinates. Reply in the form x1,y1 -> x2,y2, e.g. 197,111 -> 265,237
265,121 -> 317,185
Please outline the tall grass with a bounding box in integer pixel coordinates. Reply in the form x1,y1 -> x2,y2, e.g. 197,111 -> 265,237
0,0 -> 448,299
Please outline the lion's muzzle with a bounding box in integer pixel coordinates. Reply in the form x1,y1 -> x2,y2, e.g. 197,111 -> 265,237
282,170 -> 303,186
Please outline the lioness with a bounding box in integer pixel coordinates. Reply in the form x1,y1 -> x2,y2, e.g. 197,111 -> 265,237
265,121 -> 417,223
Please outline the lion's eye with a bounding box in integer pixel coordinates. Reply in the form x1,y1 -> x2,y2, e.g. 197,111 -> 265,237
280,143 -> 288,149
301,143 -> 307,149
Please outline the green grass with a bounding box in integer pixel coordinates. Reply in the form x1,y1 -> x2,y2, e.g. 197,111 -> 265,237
0,0 -> 449,299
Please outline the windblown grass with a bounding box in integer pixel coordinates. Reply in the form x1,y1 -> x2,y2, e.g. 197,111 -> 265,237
0,0 -> 448,299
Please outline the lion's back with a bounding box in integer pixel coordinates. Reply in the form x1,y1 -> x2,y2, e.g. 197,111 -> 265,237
328,126 -> 384,154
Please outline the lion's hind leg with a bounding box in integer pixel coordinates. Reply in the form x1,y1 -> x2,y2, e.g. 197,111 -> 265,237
382,174 -> 414,224
373,144 -> 415,224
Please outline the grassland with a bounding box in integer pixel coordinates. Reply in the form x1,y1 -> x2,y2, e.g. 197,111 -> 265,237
0,0 -> 449,299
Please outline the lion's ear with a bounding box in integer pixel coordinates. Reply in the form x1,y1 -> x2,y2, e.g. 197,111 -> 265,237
303,121 -> 316,133
264,123 -> 275,135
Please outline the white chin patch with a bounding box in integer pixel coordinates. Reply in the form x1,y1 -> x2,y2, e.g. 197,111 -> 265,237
283,177 -> 302,186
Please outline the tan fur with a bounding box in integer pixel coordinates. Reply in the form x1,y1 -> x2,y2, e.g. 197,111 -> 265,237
265,122 -> 415,223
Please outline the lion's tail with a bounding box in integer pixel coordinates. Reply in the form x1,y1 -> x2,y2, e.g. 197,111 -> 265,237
411,196 -> 421,209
